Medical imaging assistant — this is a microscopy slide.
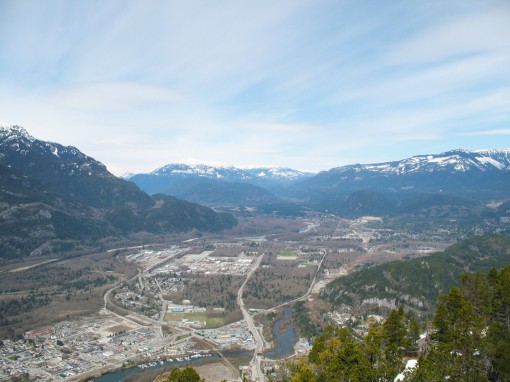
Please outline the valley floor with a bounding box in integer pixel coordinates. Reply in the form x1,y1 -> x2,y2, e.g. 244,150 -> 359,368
0,214 -> 462,381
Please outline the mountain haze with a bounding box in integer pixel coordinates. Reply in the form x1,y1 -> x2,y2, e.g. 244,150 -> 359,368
129,163 -> 313,205
165,179 -> 279,206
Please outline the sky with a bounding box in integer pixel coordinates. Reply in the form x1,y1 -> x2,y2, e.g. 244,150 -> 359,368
0,0 -> 509,174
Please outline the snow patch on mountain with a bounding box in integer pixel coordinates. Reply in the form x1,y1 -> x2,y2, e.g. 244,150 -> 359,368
0,124 -> 36,144
148,162 -> 314,182
335,149 -> 510,176
0,123 -> 112,178
112,171 -> 136,179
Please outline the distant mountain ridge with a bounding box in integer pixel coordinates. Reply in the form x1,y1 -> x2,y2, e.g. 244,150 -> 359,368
129,163 -> 314,205
131,163 -> 313,190
149,162 -> 312,181
0,124 -> 236,261
294,149 -> 510,212
332,149 -> 510,175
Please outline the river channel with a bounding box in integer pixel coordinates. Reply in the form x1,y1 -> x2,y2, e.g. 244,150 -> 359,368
265,307 -> 298,359
96,308 -> 297,381
95,352 -> 252,382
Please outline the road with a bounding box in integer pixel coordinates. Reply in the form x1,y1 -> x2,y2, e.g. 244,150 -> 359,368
237,251 -> 327,380
102,248 -> 326,381
237,254 -> 266,382
103,249 -> 186,324
254,251 -> 327,317
103,269 -> 140,310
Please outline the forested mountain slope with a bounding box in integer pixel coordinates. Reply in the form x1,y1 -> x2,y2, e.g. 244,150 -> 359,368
0,125 -> 236,262
322,235 -> 510,314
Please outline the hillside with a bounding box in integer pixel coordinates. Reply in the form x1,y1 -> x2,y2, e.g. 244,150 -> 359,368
322,235 -> 510,315
0,163 -> 114,260
0,125 -> 153,209
0,125 -> 237,262
342,190 -> 396,217
163,179 -> 279,206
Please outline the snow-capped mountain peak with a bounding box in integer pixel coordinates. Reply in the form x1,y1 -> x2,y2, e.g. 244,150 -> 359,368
0,123 -> 112,178
0,124 -> 36,144
129,162 -> 315,196
148,162 -> 314,182
335,149 -> 510,176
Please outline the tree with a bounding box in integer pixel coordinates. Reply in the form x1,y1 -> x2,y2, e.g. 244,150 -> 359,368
284,265 -> 510,382
410,282 -> 492,381
299,317 -> 412,382
488,265 -> 510,381
291,361 -> 318,382
165,366 -> 204,382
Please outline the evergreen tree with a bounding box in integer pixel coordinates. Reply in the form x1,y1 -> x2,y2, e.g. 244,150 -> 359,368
409,266 -> 510,381
165,366 -> 203,382
488,266 -> 510,381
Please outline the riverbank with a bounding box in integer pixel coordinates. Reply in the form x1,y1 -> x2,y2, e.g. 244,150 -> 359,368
265,307 -> 298,359
155,362 -> 237,382
89,350 -> 253,382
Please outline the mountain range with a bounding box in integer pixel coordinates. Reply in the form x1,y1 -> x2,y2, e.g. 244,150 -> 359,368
2,123 -> 510,260
296,149 -> 510,211
128,163 -> 313,206
129,149 -> 510,213
0,125 -> 236,262
289,149 -> 510,216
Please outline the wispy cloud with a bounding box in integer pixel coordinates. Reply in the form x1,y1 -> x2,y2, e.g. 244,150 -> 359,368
392,133 -> 442,142
461,129 -> 510,137
386,4 -> 510,66
46,81 -> 186,112
0,0 -> 509,172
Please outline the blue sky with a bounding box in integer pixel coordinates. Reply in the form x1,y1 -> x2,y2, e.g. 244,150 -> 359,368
0,0 -> 509,174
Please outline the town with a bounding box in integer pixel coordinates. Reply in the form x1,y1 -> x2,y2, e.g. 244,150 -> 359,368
0,214 -> 458,381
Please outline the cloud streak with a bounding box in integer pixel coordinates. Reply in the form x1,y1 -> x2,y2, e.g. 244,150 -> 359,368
0,0 -> 509,173
46,81 -> 186,112
462,129 -> 510,137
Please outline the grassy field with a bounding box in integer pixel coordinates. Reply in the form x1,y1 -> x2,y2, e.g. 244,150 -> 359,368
165,312 -> 225,328
278,250 -> 297,257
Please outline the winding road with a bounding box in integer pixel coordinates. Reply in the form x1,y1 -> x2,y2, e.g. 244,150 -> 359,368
237,254 -> 266,382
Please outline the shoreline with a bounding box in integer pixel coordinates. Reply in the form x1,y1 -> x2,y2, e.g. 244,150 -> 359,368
66,349 -> 251,382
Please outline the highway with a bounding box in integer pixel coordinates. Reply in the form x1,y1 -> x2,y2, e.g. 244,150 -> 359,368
254,251 -> 327,317
237,254 -> 266,382
103,249 -> 303,381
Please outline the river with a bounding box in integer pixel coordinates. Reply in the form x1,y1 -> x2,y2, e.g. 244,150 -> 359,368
265,307 -> 298,359
95,307 -> 298,381
94,351 -> 252,382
